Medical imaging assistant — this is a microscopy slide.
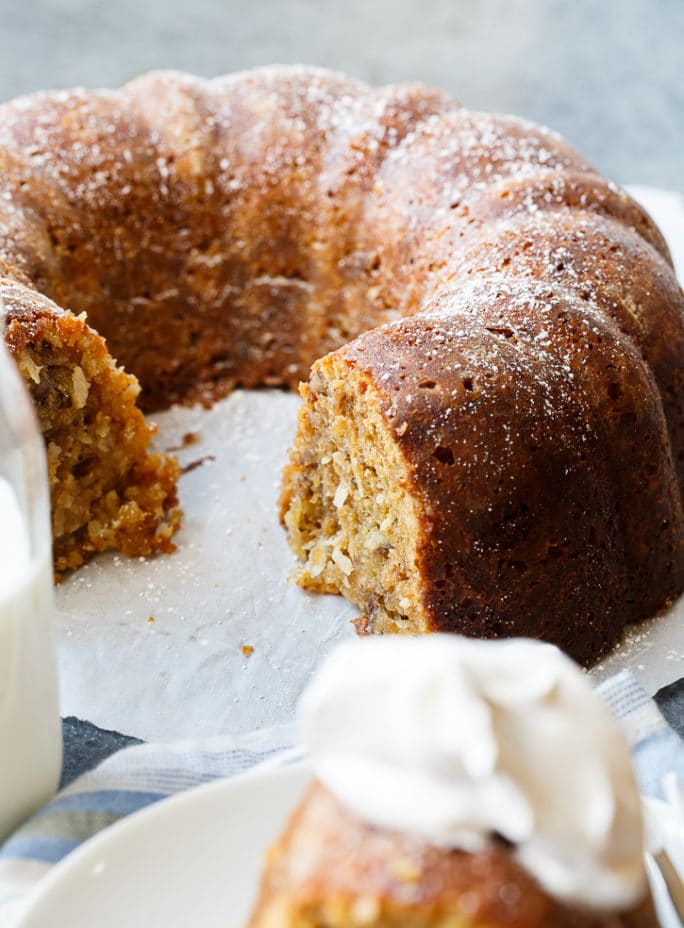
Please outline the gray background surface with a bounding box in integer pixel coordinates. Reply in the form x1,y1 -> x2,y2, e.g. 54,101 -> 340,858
0,0 -> 681,190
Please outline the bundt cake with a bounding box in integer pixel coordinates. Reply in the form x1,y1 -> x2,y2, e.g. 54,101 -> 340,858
248,636 -> 659,928
0,67 -> 682,659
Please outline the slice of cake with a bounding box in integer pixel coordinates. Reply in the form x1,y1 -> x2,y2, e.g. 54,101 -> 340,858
248,636 -> 658,928
3,279 -> 180,576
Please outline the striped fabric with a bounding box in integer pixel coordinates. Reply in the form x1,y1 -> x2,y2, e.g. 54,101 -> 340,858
597,670 -> 684,800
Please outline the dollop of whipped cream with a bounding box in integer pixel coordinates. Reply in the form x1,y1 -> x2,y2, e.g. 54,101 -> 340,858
300,635 -> 646,911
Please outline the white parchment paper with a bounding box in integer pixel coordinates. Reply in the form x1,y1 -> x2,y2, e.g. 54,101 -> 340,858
55,186 -> 684,741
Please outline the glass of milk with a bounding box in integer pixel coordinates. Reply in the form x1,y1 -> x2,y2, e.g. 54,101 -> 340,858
0,314 -> 62,841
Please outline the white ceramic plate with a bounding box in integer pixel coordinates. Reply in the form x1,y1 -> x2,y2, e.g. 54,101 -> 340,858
17,763 -> 311,928
16,762 -> 683,928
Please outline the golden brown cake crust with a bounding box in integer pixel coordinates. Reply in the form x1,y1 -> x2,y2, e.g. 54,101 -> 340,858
3,68 -> 673,413
248,783 -> 658,928
0,70 -> 455,411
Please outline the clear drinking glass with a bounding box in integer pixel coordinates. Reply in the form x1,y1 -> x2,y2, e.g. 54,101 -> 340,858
0,313 -> 62,841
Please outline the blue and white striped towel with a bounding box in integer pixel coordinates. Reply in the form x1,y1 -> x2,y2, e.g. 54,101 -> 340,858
0,673 -> 681,927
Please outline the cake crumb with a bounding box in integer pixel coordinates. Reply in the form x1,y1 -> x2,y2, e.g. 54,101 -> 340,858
168,431 -> 201,452
352,614 -> 371,635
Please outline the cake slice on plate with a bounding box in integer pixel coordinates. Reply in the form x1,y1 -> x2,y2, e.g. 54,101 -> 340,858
248,636 -> 658,928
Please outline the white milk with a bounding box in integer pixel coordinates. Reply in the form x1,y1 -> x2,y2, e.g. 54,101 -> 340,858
0,476 -> 61,840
